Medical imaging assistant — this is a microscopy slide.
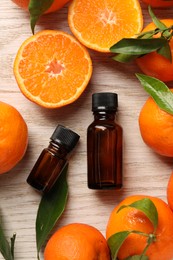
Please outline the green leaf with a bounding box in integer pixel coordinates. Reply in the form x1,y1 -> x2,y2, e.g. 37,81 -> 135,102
29,0 -> 54,34
10,234 -> 16,259
108,231 -> 131,260
36,164 -> 68,256
112,53 -> 139,63
136,73 -> 173,115
148,6 -> 167,30
148,6 -> 172,40
125,255 -> 149,260
157,41 -> 172,61
117,198 -> 158,232
0,220 -> 15,260
111,6 -> 172,64
137,29 -> 159,39
110,38 -> 167,55
108,230 -> 151,260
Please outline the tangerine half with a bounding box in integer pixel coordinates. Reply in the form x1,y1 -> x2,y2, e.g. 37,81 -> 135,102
68,0 -> 143,52
13,30 -> 92,108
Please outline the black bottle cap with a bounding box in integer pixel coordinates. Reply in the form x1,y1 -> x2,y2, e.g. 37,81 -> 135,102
92,92 -> 118,111
51,125 -> 80,152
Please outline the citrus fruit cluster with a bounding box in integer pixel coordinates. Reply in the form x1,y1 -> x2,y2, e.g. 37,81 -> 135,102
2,1 -> 173,260
11,1 -> 173,158
44,194 -> 173,260
12,0 -> 143,108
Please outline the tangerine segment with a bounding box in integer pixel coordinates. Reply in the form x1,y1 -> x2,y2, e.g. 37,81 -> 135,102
14,30 -> 92,108
68,0 -> 143,52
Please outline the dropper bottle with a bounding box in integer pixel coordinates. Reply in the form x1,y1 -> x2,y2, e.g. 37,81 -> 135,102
27,125 -> 80,193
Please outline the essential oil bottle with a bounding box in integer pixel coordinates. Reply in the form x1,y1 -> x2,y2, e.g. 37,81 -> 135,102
87,92 -> 123,189
27,125 -> 80,193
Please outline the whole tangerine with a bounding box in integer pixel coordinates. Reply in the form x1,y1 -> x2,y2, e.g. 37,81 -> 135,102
139,92 -> 173,157
136,19 -> 173,82
12,0 -> 70,14
44,223 -> 111,260
106,195 -> 173,260
0,101 -> 28,174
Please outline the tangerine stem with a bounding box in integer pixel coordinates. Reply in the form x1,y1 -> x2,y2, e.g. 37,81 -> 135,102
137,25 -> 173,40
141,233 -> 156,258
130,230 -> 150,237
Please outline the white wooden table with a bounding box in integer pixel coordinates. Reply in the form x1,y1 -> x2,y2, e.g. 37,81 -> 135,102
1,1 -> 173,259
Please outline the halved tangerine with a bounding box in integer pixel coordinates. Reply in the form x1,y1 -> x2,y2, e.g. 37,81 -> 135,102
13,30 -> 92,108
68,0 -> 143,52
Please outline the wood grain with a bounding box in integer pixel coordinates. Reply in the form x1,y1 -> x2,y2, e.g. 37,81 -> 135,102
0,1 -> 173,259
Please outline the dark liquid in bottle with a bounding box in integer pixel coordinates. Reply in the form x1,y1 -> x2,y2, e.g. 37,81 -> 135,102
87,112 -> 123,189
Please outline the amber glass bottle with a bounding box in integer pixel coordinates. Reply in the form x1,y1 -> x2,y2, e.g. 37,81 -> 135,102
87,92 -> 123,189
27,125 -> 80,193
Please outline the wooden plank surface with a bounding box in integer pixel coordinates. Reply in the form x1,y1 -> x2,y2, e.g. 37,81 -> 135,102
1,1 -> 173,259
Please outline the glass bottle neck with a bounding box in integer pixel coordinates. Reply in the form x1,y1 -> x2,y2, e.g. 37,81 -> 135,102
93,110 -> 116,120
47,141 -> 68,158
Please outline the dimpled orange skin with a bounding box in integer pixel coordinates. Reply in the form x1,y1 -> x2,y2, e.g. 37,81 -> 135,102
136,19 -> 173,82
0,101 -> 28,174
12,0 -> 70,13
44,223 -> 111,260
106,195 -> 173,260
142,0 -> 173,7
139,92 -> 173,157
167,172 -> 173,212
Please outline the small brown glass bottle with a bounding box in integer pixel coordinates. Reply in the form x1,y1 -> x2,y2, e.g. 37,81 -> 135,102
27,125 -> 80,193
87,92 -> 123,189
